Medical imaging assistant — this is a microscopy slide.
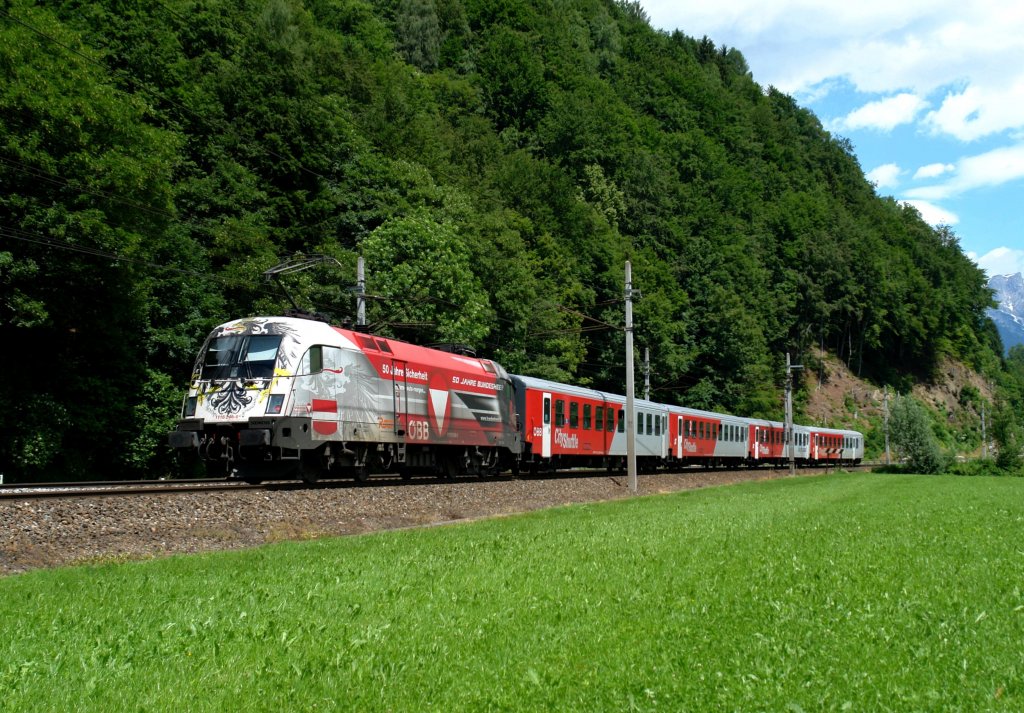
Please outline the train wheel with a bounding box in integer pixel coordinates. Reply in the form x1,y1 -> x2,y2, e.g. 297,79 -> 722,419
298,462 -> 319,485
353,465 -> 370,483
440,454 -> 459,480
297,448 -> 325,485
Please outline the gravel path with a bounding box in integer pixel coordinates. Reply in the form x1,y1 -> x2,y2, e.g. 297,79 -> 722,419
0,468 -> 817,577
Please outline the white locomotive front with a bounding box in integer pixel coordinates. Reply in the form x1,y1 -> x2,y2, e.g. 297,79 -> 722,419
169,316 -> 383,482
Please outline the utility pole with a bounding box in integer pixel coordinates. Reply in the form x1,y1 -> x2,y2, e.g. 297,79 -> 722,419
356,256 -> 367,327
785,352 -> 803,476
643,348 -> 651,401
883,386 -> 891,465
625,261 -> 637,494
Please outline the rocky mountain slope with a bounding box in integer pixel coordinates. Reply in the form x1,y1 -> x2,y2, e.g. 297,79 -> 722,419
988,273 -> 1024,353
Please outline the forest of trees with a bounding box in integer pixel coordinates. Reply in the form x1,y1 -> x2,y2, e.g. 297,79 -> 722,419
0,0 -> 1005,480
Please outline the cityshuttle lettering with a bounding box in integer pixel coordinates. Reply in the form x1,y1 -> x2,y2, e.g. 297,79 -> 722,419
554,431 -> 578,449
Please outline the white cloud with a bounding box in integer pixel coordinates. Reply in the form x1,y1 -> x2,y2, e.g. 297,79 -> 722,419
974,247 -> 1024,276
925,79 -> 1024,141
866,163 -> 902,188
641,1 -> 1024,142
834,93 -> 927,132
900,199 -> 959,225
914,162 -> 955,179
905,142 -> 1024,200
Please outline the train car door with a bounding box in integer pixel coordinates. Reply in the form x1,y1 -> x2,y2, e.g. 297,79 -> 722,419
676,416 -> 683,459
392,359 -> 408,436
542,392 -> 552,458
753,426 -> 761,460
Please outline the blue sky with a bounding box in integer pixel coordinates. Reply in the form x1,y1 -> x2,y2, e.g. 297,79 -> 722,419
641,0 -> 1024,278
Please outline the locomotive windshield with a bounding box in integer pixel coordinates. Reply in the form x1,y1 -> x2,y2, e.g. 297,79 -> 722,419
201,335 -> 282,380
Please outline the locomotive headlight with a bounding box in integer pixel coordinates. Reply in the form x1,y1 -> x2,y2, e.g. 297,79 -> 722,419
183,396 -> 197,418
266,394 -> 285,415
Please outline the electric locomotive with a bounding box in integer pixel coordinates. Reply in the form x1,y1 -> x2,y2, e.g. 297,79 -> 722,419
168,316 -> 520,483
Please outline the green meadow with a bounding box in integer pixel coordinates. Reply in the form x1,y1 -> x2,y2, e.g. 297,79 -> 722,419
2,472 -> 1022,711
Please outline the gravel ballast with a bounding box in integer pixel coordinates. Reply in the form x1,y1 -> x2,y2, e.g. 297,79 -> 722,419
0,468 -> 820,576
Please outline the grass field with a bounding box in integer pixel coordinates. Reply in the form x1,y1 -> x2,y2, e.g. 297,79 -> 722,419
2,472 -> 1023,711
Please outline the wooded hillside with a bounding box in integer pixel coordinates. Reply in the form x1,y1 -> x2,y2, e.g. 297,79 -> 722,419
0,0 -> 1002,479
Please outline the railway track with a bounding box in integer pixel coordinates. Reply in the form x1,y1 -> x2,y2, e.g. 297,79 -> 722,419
0,462 -> 872,501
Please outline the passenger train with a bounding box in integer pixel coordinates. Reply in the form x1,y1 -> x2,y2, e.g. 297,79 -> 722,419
168,316 -> 864,483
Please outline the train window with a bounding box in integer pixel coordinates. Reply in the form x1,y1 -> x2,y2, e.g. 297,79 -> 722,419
617,409 -> 624,432
698,422 -> 704,439
663,415 -> 667,434
654,414 -> 661,436
570,402 -> 579,429
203,334 -> 283,380
646,413 -> 653,435
637,412 -> 643,435
584,404 -> 592,430
595,406 -> 604,431
555,400 -> 565,427
543,397 -> 550,425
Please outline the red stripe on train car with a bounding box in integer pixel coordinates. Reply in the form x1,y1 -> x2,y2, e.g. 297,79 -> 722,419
311,399 -> 337,413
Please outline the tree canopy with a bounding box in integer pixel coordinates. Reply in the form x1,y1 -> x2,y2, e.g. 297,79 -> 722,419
0,0 -> 1002,480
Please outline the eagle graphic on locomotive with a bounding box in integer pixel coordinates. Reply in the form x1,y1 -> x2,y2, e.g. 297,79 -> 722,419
169,315 -> 864,483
